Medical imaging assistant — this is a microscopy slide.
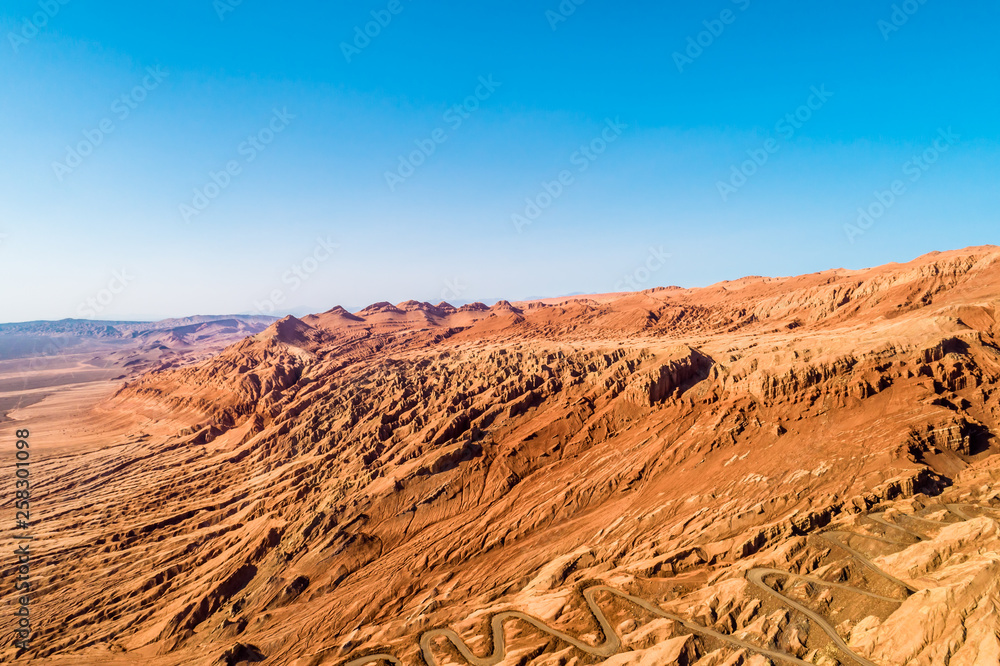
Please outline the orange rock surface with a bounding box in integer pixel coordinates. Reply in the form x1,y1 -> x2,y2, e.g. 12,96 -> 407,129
3,247 -> 1000,665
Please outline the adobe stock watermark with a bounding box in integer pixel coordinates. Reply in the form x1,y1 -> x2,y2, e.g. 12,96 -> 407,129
180,108 -> 295,223
615,246 -> 671,291
879,0 -> 930,41
717,85 -> 834,202
511,117 -> 628,233
546,0 -> 587,31
341,0 -> 412,63
8,0 -> 71,54
18,335 -> 79,391
251,236 -> 340,315
385,75 -> 502,191
440,277 -> 469,303
844,127 -> 959,244
77,269 -> 134,318
52,66 -> 168,182
673,0 -> 751,73
214,0 -> 244,21
18,329 -> 116,390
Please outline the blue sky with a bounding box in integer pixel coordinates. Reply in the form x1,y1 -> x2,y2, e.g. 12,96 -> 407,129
0,0 -> 997,321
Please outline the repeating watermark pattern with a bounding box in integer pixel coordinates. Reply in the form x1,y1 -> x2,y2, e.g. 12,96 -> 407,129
179,108 -> 295,223
52,66 -> 169,182
511,117 -> 628,233
12,428 -> 32,653
341,0 -> 412,63
214,0 -> 244,21
77,269 -> 135,318
251,236 -> 340,315
614,246 -> 671,292
673,0 -> 751,73
19,335 -> 89,391
844,127 -> 960,244
385,75 -> 502,192
878,0 -> 930,41
545,0 -> 587,31
8,0 -> 71,53
716,85 -> 834,202
440,277 -> 469,303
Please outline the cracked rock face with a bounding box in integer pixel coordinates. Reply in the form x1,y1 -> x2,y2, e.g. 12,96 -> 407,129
850,525 -> 1000,665
4,246 -> 1000,665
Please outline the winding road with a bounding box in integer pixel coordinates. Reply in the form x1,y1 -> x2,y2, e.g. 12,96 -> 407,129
340,503 -> 996,666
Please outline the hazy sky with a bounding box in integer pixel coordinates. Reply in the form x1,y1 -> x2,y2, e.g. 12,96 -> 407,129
0,1 -> 998,322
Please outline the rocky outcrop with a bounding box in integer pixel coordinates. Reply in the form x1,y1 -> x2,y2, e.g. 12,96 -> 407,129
10,246 -> 1000,665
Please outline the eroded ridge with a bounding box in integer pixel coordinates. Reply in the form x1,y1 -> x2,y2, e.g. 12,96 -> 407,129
7,247 -> 1000,665
342,502 -> 999,666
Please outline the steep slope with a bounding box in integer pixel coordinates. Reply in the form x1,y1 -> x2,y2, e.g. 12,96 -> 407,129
3,247 -> 1000,665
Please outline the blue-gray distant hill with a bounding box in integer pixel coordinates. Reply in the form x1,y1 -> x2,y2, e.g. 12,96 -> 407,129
0,315 -> 278,360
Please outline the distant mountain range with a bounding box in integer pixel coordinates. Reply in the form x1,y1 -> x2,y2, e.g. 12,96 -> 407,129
0,315 -> 280,363
0,315 -> 279,338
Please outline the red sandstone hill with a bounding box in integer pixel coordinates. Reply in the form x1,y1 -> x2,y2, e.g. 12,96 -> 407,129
4,246 -> 1000,665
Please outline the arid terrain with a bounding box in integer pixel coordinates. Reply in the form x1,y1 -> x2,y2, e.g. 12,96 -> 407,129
4,247 -> 1000,665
